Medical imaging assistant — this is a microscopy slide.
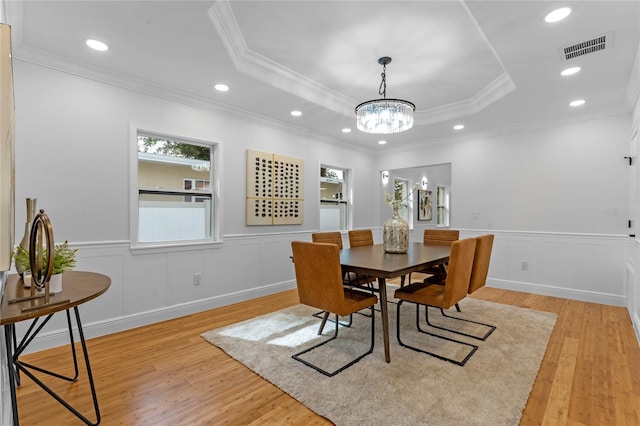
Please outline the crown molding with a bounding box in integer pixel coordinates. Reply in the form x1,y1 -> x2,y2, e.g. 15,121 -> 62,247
414,72 -> 516,125
208,0 -> 354,117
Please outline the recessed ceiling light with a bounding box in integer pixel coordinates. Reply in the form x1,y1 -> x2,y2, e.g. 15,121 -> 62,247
569,99 -> 586,107
561,67 -> 581,76
86,39 -> 109,51
545,7 -> 571,23
341,128 -> 351,133
290,110 -> 302,117
378,140 -> 387,145
453,124 -> 465,130
214,84 -> 229,92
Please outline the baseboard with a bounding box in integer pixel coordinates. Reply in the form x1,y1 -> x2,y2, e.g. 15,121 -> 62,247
22,280 -> 297,354
633,311 -> 640,346
487,278 -> 626,307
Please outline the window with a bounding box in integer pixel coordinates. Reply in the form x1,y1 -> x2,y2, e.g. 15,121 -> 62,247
436,185 -> 450,226
134,132 -> 218,247
319,166 -> 349,231
394,178 -> 410,223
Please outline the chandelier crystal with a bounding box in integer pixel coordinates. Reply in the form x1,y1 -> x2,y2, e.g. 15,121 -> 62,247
355,57 -> 415,134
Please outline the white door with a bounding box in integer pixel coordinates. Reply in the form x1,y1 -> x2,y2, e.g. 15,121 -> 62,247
627,127 -> 639,315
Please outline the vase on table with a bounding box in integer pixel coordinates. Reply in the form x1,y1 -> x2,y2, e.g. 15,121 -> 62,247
16,198 -> 37,279
48,273 -> 62,293
383,205 -> 409,253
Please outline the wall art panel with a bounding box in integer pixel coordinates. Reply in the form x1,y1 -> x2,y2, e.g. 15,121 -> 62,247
246,149 -> 303,225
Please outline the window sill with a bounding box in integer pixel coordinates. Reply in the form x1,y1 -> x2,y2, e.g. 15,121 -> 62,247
130,240 -> 223,255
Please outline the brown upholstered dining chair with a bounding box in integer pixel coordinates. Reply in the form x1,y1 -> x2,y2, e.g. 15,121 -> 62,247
468,234 -> 495,295
346,229 -> 378,288
290,241 -> 378,376
420,229 -> 459,275
394,238 -> 478,366
436,234 -> 496,340
348,229 -> 374,248
311,231 -> 344,248
310,231 -> 354,332
423,229 -> 460,246
405,228 -> 459,289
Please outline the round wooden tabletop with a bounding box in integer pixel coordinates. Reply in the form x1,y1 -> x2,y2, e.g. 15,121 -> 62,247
1,271 -> 111,325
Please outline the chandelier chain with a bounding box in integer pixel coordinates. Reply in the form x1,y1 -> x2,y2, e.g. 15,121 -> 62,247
378,65 -> 387,98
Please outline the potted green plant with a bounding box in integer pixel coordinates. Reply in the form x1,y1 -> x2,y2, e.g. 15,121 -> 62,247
14,241 -> 77,291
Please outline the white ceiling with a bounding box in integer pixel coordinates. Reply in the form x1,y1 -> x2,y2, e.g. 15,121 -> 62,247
5,1 -> 640,151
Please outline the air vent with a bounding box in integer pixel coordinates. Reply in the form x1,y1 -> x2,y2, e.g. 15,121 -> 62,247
563,33 -> 611,60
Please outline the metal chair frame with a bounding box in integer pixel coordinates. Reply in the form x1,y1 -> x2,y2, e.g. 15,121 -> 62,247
292,306 -> 376,377
396,300 -> 478,367
434,307 -> 496,341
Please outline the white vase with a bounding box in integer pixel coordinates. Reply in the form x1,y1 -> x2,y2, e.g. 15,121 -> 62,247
49,273 -> 63,293
383,206 -> 409,253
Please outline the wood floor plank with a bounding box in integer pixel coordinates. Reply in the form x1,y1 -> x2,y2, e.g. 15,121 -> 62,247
12,287 -> 640,425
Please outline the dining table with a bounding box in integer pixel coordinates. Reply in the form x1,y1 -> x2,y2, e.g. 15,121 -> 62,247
339,242 -> 451,363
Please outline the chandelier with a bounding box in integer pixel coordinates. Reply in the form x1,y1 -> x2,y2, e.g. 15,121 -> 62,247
355,57 -> 415,134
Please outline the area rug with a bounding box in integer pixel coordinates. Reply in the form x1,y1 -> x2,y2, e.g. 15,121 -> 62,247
201,292 -> 557,425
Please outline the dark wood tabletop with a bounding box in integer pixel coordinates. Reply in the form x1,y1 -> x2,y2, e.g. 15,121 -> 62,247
340,243 -> 451,277
1,271 -> 111,325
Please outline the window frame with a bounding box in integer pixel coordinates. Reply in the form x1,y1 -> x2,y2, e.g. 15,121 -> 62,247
130,125 -> 222,254
393,177 -> 411,224
436,185 -> 450,227
319,164 -> 351,231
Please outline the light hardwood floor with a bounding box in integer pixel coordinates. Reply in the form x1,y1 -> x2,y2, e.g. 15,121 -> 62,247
14,286 -> 640,425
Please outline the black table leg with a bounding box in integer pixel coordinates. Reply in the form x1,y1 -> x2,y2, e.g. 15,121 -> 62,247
11,308 -> 101,425
377,277 -> 391,363
4,324 -> 19,425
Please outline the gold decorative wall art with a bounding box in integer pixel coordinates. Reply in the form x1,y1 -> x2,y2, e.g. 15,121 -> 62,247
246,149 -> 304,225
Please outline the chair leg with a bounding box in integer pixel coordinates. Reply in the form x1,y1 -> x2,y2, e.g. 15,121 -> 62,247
313,310 -> 353,334
431,307 -> 496,341
396,301 -> 478,367
317,311 -> 330,335
292,306 -> 375,377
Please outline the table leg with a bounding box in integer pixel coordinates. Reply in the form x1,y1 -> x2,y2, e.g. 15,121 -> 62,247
11,308 -> 101,425
377,277 -> 390,363
4,324 -> 19,425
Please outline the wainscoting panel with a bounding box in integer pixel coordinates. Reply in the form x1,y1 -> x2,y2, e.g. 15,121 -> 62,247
628,240 -> 640,343
577,242 -> 625,295
539,241 -> 579,289
462,230 -> 628,307
125,252 -> 169,314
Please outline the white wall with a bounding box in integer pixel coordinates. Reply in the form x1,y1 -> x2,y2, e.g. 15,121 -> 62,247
11,60 -> 378,351
376,113 -> 632,307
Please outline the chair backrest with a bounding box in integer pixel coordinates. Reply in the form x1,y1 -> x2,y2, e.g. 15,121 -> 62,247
311,231 -> 343,249
291,241 -> 348,313
441,238 -> 477,309
468,234 -> 495,294
423,229 -> 459,246
348,229 -> 374,248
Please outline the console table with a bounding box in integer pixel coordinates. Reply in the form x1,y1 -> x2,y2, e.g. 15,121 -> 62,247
1,271 -> 111,425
